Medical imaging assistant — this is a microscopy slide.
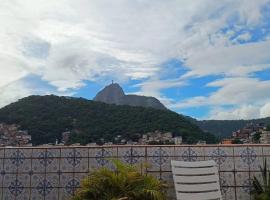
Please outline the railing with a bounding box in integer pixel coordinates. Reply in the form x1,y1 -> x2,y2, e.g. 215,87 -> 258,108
0,144 -> 269,200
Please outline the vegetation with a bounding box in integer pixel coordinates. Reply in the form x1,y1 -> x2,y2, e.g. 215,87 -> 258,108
194,119 -> 270,138
232,138 -> 243,144
72,160 -> 167,200
252,159 -> 270,200
267,124 -> 270,131
0,95 -> 218,145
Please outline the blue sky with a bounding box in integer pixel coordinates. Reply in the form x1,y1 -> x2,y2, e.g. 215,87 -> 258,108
1,0 -> 270,120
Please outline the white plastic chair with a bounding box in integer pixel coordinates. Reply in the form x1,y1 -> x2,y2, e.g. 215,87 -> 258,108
171,160 -> 222,200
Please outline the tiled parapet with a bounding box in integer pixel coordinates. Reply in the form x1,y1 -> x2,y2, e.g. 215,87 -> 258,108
1,144 -> 270,200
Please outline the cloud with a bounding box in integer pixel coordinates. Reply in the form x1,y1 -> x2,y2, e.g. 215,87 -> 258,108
183,40 -> 270,78
172,77 -> 270,119
0,0 -> 270,120
260,103 -> 270,118
0,80 -> 34,108
133,78 -> 186,105
172,77 -> 270,108
208,105 -> 260,120
234,32 -> 252,42
207,102 -> 270,120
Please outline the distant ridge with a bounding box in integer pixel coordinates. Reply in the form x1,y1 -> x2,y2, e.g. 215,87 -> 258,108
93,83 -> 167,110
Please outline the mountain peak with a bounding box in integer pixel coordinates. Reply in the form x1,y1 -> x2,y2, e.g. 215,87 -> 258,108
93,83 -> 166,110
93,83 -> 125,104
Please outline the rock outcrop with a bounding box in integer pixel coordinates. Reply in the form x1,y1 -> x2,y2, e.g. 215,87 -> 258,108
93,83 -> 166,110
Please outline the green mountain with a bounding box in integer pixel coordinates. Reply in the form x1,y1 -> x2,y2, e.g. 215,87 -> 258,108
0,95 -> 217,145
193,118 -> 270,138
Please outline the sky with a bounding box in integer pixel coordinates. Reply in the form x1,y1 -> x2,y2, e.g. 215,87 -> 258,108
1,0 -> 270,120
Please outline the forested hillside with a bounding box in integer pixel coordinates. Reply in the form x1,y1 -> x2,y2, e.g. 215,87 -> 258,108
0,95 -> 217,145
194,118 -> 270,137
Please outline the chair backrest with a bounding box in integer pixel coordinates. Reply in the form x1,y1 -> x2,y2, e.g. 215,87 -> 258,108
171,160 -> 222,200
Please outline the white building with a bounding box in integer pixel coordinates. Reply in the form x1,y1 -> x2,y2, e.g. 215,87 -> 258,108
260,131 -> 270,144
174,136 -> 182,145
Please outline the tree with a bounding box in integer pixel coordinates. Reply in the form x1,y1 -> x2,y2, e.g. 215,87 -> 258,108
267,124 -> 270,131
232,138 -> 243,144
72,160 -> 167,200
253,132 -> 261,143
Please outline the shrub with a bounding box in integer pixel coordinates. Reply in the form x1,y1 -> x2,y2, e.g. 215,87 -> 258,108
72,160 -> 167,200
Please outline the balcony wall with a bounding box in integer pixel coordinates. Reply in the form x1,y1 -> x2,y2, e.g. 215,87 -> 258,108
0,144 -> 268,200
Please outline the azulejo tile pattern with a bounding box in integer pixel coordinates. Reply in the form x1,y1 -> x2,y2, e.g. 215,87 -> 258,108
8,179 -> 24,197
10,149 -> 25,167
151,147 -> 169,166
95,148 -> 113,166
209,148 -> 228,165
66,149 -> 82,167
181,147 -> 198,161
38,151 -> 54,167
65,178 -> 80,195
123,148 -> 141,164
36,179 -> 53,197
240,147 -> 257,166
1,145 -> 270,200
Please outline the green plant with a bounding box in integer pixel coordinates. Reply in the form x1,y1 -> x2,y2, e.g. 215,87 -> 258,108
72,160 -> 167,200
252,159 -> 270,200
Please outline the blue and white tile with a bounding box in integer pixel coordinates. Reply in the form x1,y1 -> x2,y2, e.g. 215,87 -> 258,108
235,172 -> 252,187
147,146 -> 174,157
61,148 -> 87,159
60,173 -> 73,188
222,187 -> 235,200
92,148 -> 116,168
175,146 -> 203,162
249,171 -> 263,184
31,177 -> 57,200
118,147 -> 145,165
46,173 -> 59,187
2,174 -> 16,188
4,148 -> 32,159
60,148 -> 88,172
234,146 -> 260,170
46,158 -> 60,172
47,148 -> 61,157
219,172 -> 235,187
63,176 -> 81,196
89,147 -> 117,159
77,157 -> 89,173
237,187 -> 251,200
0,157 -> 4,171
31,148 -> 46,159
14,187 -> 30,200
146,147 -> 171,171
4,156 -> 30,173
59,187 -> 73,200
60,158 -> 74,172
32,158 -> 46,173
31,187 -> 58,200
44,187 -> 58,200
205,147 -> 233,170
16,174 -> 30,188
88,158 -> 99,171
0,148 -> 4,158
2,187 -> 17,200
219,157 -> 234,171
31,174 -> 46,188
